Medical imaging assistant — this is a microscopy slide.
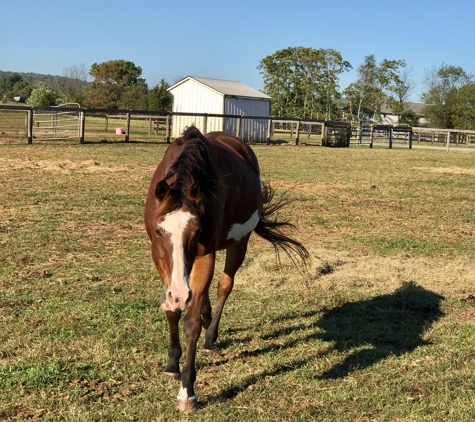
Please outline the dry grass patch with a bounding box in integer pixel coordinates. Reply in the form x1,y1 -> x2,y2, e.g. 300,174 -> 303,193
417,166 -> 475,176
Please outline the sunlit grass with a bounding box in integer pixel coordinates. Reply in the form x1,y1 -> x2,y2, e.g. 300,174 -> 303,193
1,141 -> 475,420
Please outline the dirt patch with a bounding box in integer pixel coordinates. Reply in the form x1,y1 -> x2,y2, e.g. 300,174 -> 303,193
415,166 -> 475,176
272,180 -> 364,195
70,378 -> 136,403
60,220 -> 144,237
0,158 -> 136,174
448,308 -> 475,325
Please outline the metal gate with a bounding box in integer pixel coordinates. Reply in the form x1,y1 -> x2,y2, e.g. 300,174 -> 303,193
33,103 -> 81,140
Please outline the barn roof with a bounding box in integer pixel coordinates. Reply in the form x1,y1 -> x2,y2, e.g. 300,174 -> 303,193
169,76 -> 272,100
380,101 -> 425,116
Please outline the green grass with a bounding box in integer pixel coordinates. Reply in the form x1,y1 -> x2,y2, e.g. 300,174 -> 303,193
1,140 -> 475,420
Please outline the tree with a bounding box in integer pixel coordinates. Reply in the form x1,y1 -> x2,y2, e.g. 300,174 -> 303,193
12,80 -> 33,98
84,60 -> 143,108
258,47 -> 351,119
0,73 -> 33,102
148,79 -> 173,111
117,80 -> 149,110
343,55 -> 406,123
452,84 -> 475,130
57,64 -> 89,105
421,64 -> 473,128
26,82 -> 57,106
386,67 -> 417,120
0,73 -> 23,96
399,109 -> 419,126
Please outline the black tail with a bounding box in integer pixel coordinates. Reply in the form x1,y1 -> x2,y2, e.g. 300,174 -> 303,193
254,183 -> 310,267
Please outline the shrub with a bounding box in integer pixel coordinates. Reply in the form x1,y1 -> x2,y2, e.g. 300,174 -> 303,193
27,83 -> 57,107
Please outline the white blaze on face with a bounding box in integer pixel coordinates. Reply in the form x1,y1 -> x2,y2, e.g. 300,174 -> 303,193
159,210 -> 194,287
226,209 -> 260,241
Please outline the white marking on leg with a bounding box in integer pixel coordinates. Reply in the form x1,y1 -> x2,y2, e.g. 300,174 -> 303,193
226,209 -> 260,241
177,386 -> 196,401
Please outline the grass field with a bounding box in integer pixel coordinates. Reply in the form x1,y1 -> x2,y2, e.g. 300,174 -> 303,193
1,138 -> 475,421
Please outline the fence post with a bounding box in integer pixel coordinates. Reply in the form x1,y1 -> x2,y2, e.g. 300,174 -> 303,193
389,128 -> 393,149
295,120 -> 300,145
125,112 -> 131,142
266,118 -> 272,145
358,122 -> 363,144
203,113 -> 208,133
369,125 -> 374,148
446,131 -> 451,151
78,111 -> 85,144
166,115 -> 171,143
237,115 -> 243,138
27,109 -> 33,144
408,129 -> 413,149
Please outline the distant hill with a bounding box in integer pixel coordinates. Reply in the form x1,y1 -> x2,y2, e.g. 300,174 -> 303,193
0,70 -> 89,88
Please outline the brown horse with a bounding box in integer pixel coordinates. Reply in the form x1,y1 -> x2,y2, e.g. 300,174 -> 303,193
144,127 -> 308,411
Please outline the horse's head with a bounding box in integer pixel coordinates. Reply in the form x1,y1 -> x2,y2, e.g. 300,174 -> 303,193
152,179 -> 203,313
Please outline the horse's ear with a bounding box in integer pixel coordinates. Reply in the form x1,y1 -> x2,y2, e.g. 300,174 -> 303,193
155,180 -> 170,201
186,181 -> 202,206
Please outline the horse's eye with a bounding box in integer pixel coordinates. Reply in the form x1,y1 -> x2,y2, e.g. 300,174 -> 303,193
155,228 -> 162,237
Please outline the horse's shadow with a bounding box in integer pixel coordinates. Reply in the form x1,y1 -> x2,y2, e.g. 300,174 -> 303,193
206,281 -> 444,404
316,281 -> 444,378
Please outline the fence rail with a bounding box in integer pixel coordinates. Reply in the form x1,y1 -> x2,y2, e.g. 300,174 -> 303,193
1,105 -> 475,150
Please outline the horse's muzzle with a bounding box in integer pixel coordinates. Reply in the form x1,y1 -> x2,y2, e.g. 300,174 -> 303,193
161,286 -> 192,312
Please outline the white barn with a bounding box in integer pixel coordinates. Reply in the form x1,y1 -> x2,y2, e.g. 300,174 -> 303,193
168,76 -> 272,142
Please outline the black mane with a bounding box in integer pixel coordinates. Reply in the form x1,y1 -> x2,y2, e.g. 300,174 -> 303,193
163,126 -> 221,203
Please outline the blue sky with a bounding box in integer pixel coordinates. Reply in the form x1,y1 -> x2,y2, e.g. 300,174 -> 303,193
2,0 -> 475,101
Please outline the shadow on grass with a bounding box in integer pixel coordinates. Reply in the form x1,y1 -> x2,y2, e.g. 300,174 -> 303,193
205,281 -> 444,404
316,281 -> 444,378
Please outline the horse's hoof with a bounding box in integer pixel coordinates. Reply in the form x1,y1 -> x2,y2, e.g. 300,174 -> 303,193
176,397 -> 198,412
203,347 -> 221,357
162,372 -> 181,383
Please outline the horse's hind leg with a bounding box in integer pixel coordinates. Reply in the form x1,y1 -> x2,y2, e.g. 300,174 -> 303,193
203,236 -> 249,350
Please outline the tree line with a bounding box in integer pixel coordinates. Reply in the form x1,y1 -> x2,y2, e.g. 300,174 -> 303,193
258,47 -> 475,129
0,61 -> 173,112
2,51 -> 475,130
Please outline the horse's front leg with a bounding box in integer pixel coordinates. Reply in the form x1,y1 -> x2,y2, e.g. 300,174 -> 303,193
162,309 -> 182,382
204,236 -> 249,350
177,252 -> 215,412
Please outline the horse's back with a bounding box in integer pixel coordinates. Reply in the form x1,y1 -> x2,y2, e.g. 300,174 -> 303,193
205,131 -> 260,177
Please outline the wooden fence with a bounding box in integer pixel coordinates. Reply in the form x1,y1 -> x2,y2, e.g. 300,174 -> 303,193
351,124 -> 475,151
1,104 -> 474,150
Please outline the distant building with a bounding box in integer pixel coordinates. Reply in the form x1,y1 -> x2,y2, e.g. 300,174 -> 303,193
168,76 -> 272,142
380,102 -> 427,126
341,101 -> 427,126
